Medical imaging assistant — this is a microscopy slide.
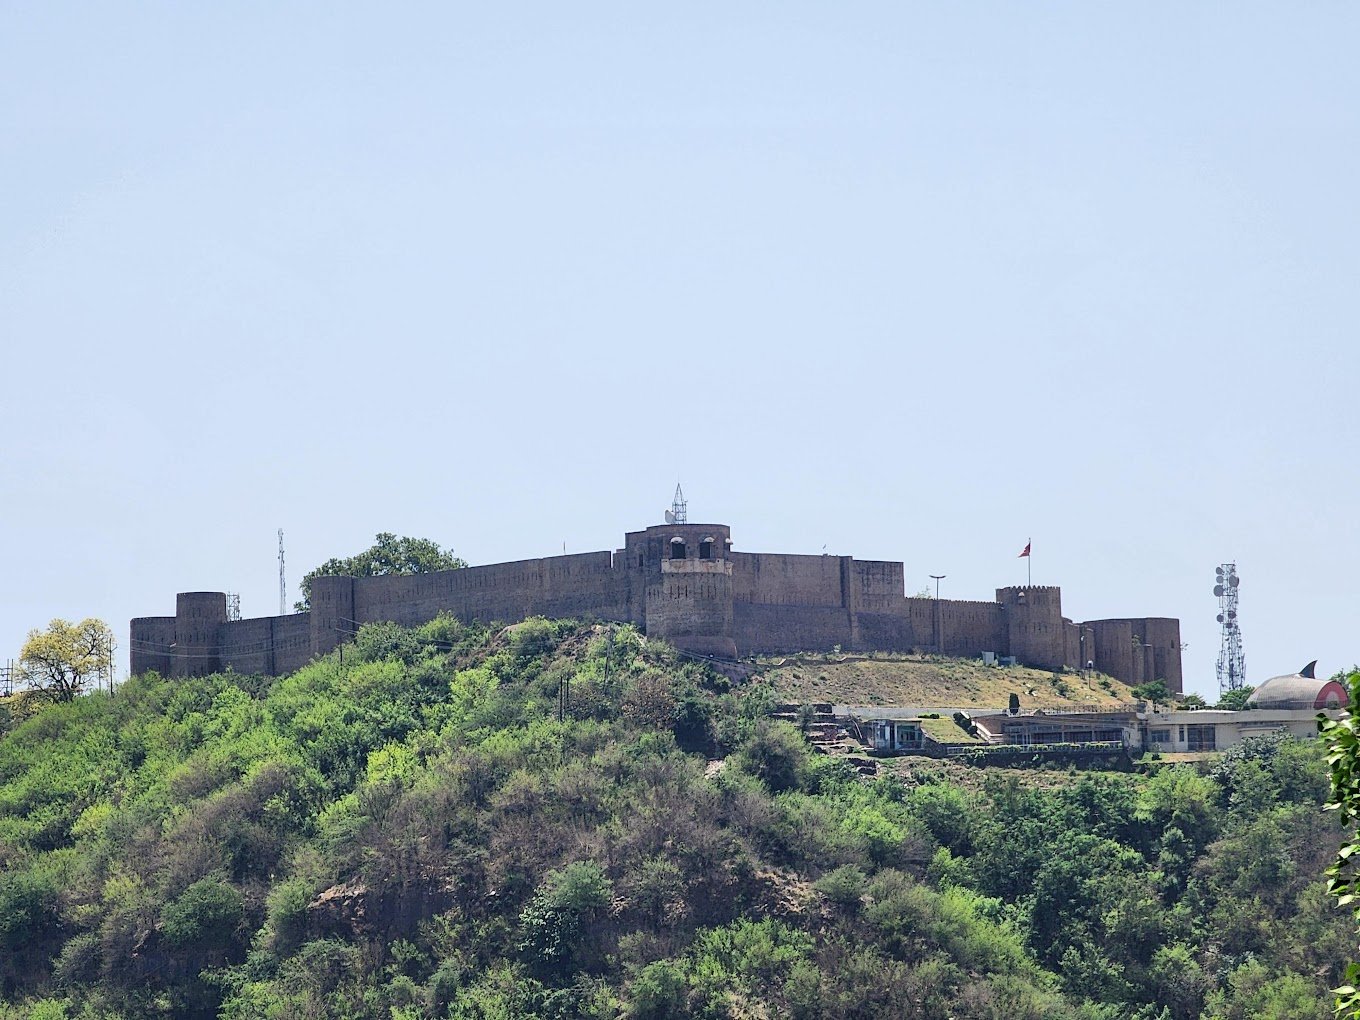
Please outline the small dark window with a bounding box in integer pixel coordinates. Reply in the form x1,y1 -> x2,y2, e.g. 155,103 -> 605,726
638,554 -> 644,569
700,540 -> 713,559
671,541 -> 686,560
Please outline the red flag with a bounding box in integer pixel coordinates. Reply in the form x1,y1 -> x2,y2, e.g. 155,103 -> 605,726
1018,541 -> 1031,558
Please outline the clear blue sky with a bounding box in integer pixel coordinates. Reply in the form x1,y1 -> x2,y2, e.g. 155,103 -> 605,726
2,5 -> 1356,700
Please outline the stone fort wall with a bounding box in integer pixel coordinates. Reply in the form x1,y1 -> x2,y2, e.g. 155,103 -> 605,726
130,521 -> 1181,691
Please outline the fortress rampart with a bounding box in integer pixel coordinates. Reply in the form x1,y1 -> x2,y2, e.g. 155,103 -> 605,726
131,520 -> 1181,691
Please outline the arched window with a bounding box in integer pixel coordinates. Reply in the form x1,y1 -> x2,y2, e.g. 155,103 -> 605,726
670,537 -> 686,560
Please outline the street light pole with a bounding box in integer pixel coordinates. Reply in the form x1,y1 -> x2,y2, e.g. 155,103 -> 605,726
929,575 -> 946,656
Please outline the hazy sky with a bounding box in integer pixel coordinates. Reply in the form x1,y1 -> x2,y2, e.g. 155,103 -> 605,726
3,5 -> 1356,700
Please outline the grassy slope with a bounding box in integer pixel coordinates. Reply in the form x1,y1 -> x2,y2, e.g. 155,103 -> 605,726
758,651 -> 1137,709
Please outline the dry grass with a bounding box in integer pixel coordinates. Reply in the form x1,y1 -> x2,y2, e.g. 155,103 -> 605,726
758,651 -> 1138,710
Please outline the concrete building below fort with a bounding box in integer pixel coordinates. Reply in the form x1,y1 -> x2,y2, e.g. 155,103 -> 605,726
131,518 -> 1182,691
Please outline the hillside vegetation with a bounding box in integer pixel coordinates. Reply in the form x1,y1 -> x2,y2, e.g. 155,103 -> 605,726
761,651 -> 1139,708
0,617 -> 1346,1019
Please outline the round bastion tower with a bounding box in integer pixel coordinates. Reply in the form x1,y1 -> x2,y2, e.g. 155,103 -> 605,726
172,592 -> 228,678
638,523 -> 737,658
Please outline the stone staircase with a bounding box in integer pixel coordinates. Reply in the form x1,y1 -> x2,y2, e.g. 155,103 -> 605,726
772,703 -> 878,776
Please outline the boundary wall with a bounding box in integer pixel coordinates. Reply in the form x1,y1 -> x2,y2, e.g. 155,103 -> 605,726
130,521 -> 1181,691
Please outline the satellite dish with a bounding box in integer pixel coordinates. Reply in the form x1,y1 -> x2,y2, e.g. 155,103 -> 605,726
1229,576 -> 1239,587
1213,584 -> 1224,596
1216,567 -> 1225,576
665,510 -> 676,524
1216,614 -> 1224,623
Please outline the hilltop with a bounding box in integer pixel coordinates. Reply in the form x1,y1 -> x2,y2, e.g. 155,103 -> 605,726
759,651 -> 1139,709
0,617 -> 1343,1019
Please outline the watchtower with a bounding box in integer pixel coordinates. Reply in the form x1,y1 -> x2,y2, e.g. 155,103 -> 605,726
996,586 -> 1066,672
626,522 -> 737,658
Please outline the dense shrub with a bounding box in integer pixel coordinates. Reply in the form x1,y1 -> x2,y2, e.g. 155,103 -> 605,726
0,620 -> 1342,1019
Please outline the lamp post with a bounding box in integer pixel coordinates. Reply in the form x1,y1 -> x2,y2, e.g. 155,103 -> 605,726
929,575 -> 946,655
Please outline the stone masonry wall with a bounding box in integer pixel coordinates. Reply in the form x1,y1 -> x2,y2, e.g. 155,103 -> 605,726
729,552 -> 847,608
933,599 -> 1007,657
733,603 -> 854,655
129,521 -> 1182,688
128,616 -> 175,676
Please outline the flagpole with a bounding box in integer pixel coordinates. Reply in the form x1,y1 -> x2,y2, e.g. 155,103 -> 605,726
1027,537 -> 1032,586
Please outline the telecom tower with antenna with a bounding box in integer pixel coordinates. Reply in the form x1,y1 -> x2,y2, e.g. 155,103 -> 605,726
665,484 -> 687,525
278,529 -> 287,616
1215,562 -> 1245,693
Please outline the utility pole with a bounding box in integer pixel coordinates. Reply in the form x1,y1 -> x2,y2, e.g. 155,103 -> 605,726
279,529 -> 287,616
104,632 -> 118,693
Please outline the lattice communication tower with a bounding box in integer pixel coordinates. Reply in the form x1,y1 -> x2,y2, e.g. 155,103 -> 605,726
1215,562 -> 1246,693
665,484 -> 687,525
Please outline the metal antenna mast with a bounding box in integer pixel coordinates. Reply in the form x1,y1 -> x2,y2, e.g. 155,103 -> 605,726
1215,562 -> 1245,693
279,529 -> 287,616
666,484 -> 688,525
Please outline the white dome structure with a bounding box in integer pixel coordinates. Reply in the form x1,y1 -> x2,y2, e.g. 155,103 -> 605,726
1247,660 -> 1347,709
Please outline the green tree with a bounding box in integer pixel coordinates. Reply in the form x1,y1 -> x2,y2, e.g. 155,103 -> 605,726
1135,766 -> 1220,853
736,720 -> 809,793
161,875 -> 245,950
1319,668 -> 1360,1017
1131,679 -> 1171,704
1217,685 -> 1256,710
517,861 -> 613,976
296,533 -> 467,610
16,617 -> 114,701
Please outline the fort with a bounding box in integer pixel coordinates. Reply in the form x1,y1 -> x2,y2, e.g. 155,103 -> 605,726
130,514 -> 1182,692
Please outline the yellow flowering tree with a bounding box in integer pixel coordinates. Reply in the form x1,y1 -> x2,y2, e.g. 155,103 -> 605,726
17,618 -> 114,701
